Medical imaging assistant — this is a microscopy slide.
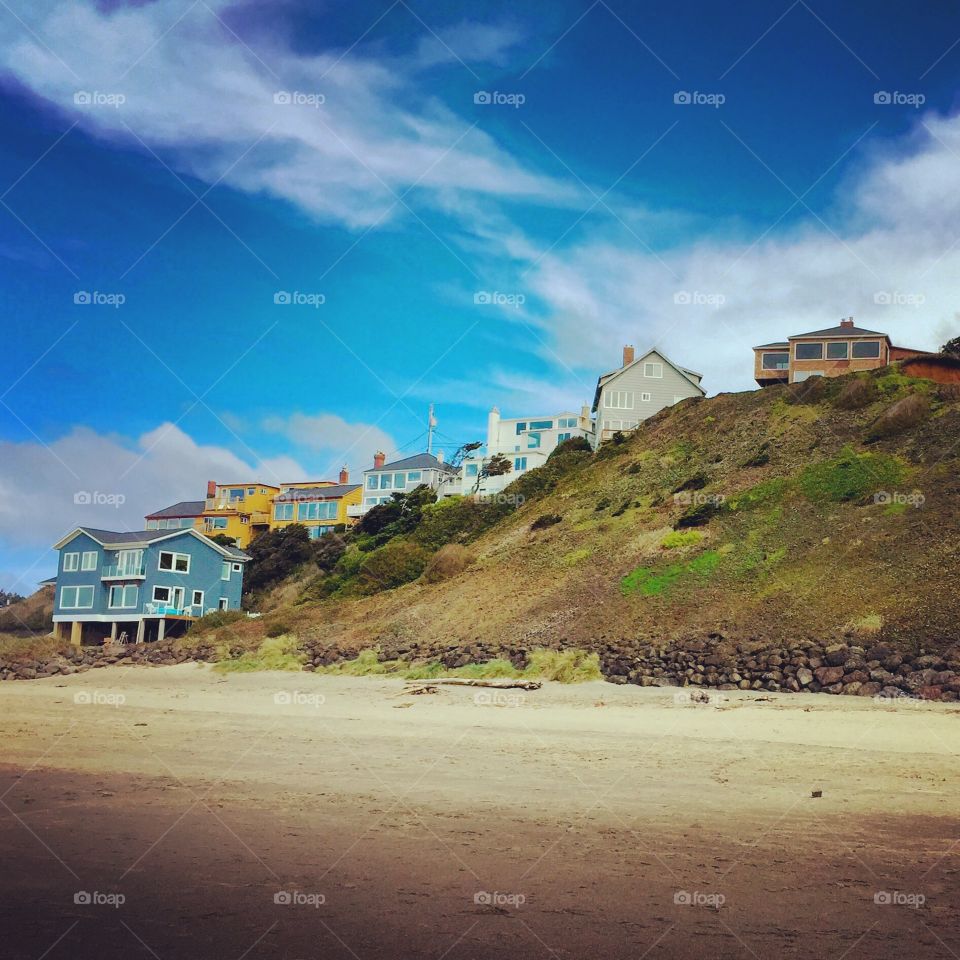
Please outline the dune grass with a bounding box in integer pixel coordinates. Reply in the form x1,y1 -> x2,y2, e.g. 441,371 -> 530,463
212,635 -> 305,673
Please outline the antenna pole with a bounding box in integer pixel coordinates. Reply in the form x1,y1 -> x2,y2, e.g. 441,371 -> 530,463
427,404 -> 435,455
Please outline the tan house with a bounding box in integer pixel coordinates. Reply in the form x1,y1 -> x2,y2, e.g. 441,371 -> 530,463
753,318 -> 933,387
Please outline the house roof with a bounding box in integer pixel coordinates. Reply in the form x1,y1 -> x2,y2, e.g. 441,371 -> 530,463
276,483 -> 360,502
53,526 -> 250,560
790,324 -> 888,340
592,348 -> 706,412
145,500 -> 205,519
753,341 -> 790,350
369,452 -> 457,474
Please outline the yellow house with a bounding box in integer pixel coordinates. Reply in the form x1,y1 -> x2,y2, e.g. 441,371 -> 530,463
271,469 -> 362,539
200,481 -> 280,548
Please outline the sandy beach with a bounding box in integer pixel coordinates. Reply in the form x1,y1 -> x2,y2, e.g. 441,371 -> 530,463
2,664 -> 959,959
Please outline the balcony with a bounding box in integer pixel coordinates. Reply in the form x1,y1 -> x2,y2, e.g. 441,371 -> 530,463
142,602 -> 204,618
249,511 -> 270,525
346,504 -> 365,518
101,563 -> 146,580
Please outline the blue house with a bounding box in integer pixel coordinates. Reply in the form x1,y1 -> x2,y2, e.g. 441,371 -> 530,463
51,526 -> 250,646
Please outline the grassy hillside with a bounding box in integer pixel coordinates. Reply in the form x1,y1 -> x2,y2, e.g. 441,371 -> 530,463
213,367 -> 959,666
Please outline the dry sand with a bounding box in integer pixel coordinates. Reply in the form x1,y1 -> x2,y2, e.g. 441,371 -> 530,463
2,664 -> 959,959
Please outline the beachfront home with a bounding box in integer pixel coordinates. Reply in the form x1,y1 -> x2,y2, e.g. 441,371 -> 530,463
51,526 -> 249,646
272,469 -> 362,538
356,452 -> 458,514
145,500 -> 204,531
753,318 -> 934,386
457,406 -> 594,495
592,346 -> 705,444
200,481 -> 280,547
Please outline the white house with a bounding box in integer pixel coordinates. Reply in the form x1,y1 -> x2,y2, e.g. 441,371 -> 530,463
354,451 -> 458,515
452,406 -> 594,496
592,346 -> 704,444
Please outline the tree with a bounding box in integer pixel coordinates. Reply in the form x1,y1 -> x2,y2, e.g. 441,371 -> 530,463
207,533 -> 238,548
242,525 -> 314,595
941,335 -> 960,359
358,485 -> 437,538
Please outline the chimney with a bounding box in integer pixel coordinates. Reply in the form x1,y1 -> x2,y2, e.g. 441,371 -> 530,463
339,466 -> 349,485
840,317 -> 854,328
373,451 -> 386,469
622,344 -> 635,367
436,449 -> 445,464
206,480 -> 217,498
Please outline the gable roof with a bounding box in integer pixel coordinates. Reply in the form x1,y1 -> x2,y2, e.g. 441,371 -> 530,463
753,341 -> 790,350
145,500 -> 205,519
592,348 -> 706,411
52,526 -> 250,560
368,452 -> 457,474
276,483 -> 360,502
790,324 -> 888,340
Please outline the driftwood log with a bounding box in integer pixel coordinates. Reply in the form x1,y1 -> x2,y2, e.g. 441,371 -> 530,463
405,678 -> 542,691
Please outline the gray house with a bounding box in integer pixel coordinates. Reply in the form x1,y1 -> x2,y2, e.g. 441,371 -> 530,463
357,451 -> 458,514
51,526 -> 249,646
592,346 -> 705,444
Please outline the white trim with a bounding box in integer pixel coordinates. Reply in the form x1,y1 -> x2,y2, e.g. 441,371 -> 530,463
80,551 -> 98,571
191,589 -> 204,607
108,584 -> 138,609
60,585 -> 94,609
63,552 -> 80,572
640,392 -> 652,402
52,526 -> 249,561
157,550 -> 191,575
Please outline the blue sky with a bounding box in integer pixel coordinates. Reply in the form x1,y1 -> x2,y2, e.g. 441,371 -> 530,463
2,0 -> 960,587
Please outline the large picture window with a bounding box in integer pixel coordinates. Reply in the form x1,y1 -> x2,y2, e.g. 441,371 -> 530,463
298,501 -> 338,521
852,340 -> 881,359
274,503 -> 294,521
826,342 -> 849,359
60,585 -> 94,609
604,390 -> 634,409
795,342 -> 824,360
108,584 -> 138,608
158,551 -> 190,574
761,352 -> 789,370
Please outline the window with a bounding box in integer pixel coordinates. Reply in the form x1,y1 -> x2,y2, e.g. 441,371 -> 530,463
514,422 -> 527,435
407,471 -> 422,482
247,487 -> 255,495
379,474 -> 392,490
465,464 -> 479,477
605,390 -> 634,409
514,457 -> 527,471
81,551 -> 97,571
221,562 -> 230,581
298,501 -> 337,521
558,432 -> 571,442
852,340 -> 881,359
206,517 -> 228,529
826,342 -> 849,359
232,563 -> 242,572
366,476 -> 377,490
761,352 -> 789,370
640,392 -> 652,402
146,520 -> 158,530
393,473 -> 405,488
644,362 -> 664,378
229,488 -> 244,500
364,497 -> 376,506
158,551 -> 190,574
795,342 -> 823,360
192,590 -> 204,607
274,503 -> 294,521
63,552 -> 79,572
558,417 -> 577,428
60,585 -> 94,609
529,420 -> 553,430
108,584 -> 138,608
153,586 -> 171,603
527,433 -> 541,449
115,550 -> 143,576
219,598 -> 229,611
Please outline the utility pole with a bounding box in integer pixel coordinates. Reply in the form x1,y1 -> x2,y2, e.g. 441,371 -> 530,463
427,404 -> 436,454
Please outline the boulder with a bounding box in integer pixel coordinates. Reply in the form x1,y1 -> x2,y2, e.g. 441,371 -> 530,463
815,666 -> 845,685
797,667 -> 814,686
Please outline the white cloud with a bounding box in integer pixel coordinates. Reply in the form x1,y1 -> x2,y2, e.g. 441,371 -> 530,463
0,1 -> 580,229
262,412 -> 396,472
0,422 -> 307,552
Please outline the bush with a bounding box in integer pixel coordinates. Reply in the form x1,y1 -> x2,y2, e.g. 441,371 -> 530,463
548,436 -> 592,458
675,501 -> 721,528
243,525 -> 314,595
503,449 -> 591,504
213,635 -> 305,673
672,472 -> 709,494
312,533 -> 347,571
865,393 -> 930,441
414,496 -> 511,549
358,485 -> 437,538
265,621 -> 291,638
531,513 -> 562,531
422,544 -> 473,583
189,609 -> 247,633
661,530 -> 703,549
357,540 -> 431,593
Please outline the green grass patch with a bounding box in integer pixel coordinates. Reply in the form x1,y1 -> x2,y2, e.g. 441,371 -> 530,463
561,547 -> 593,565
213,635 -> 305,673
621,549 -> 721,596
727,477 -> 790,512
661,529 -> 703,549
798,445 -> 904,504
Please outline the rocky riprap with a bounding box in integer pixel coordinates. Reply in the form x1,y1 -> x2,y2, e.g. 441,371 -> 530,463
3,635 -> 959,703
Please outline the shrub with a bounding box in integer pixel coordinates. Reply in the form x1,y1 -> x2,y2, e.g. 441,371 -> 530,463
798,445 -> 904,503
865,393 -> 930,441
834,376 -> 878,410
548,436 -> 592,458
422,544 -> 473,583
213,635 -> 305,673
531,513 -> 562,531
661,530 -> 703,549
312,533 -> 347,572
595,497 -> 611,511
357,540 -> 431,593
189,609 -> 247,633
414,496 -> 511,549
503,449 -> 591,504
265,621 -> 291,638
675,501 -> 721,528
357,485 -> 437,538
672,472 -> 709,493
243,525 -> 314,595
525,649 -> 602,682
